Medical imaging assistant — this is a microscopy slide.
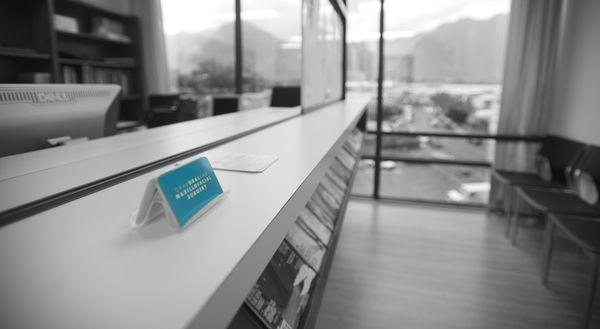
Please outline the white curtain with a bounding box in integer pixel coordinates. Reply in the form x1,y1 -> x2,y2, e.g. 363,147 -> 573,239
130,0 -> 170,94
490,0 -> 565,207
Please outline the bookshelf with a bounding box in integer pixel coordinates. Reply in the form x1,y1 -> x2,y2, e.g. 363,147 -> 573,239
0,0 -> 147,123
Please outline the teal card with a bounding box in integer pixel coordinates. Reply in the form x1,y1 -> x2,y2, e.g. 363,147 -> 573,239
157,157 -> 223,228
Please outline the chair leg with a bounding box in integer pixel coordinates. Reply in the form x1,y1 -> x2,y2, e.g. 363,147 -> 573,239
504,186 -> 513,237
582,253 -> 599,329
540,218 -> 555,286
487,176 -> 496,215
509,195 -> 521,244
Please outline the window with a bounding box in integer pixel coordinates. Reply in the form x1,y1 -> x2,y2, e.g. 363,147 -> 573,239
161,0 -> 303,111
161,0 -> 235,95
351,0 -> 511,205
241,0 -> 301,109
346,0 -> 381,196
301,0 -> 344,111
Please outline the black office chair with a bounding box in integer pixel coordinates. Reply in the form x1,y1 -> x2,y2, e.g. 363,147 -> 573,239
147,94 -> 199,128
509,145 -> 600,244
492,135 -> 587,235
542,213 -> 600,329
212,95 -> 239,116
270,86 -> 300,107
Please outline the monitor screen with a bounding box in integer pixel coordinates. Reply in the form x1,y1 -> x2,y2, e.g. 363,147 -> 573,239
0,84 -> 121,158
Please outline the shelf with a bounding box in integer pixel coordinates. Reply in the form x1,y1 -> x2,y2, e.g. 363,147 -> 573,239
59,57 -> 136,69
121,94 -> 141,101
0,48 -> 52,60
57,30 -> 133,46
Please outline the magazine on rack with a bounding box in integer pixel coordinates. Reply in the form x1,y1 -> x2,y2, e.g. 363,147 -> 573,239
341,145 -> 358,162
228,305 -> 264,329
330,159 -> 351,182
245,241 -> 317,329
286,221 -> 326,271
310,194 -> 337,224
320,178 -> 344,205
306,198 -> 335,230
336,148 -> 356,171
317,185 -> 341,210
347,128 -> 364,153
326,169 -> 348,191
298,208 -> 332,245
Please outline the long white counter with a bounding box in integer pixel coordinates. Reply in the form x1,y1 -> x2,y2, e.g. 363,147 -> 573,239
0,99 -> 367,329
0,107 -> 300,221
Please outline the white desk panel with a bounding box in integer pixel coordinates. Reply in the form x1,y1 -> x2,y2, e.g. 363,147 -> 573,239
0,99 -> 367,329
0,108 -> 300,215
0,108 -> 299,181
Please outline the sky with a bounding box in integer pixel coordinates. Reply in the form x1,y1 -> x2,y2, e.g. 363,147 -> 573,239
161,0 -> 300,39
161,0 -> 510,42
347,0 -> 510,42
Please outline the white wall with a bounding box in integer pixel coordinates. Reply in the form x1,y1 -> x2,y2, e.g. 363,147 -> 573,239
549,0 -> 600,144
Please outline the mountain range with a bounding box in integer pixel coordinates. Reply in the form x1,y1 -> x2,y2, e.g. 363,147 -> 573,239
349,14 -> 508,84
166,14 -> 508,85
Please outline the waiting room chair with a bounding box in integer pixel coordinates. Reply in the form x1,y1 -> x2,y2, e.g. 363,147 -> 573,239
541,212 -> 600,329
492,135 -> 587,235
509,145 -> 600,244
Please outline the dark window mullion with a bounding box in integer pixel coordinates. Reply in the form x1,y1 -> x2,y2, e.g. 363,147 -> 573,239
235,0 -> 242,94
373,0 -> 385,199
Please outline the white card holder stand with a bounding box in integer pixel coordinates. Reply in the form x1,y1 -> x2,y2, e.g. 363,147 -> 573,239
130,178 -> 227,230
131,182 -> 165,228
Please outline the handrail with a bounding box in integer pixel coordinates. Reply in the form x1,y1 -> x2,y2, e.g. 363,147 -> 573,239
366,130 -> 545,142
361,155 -> 491,167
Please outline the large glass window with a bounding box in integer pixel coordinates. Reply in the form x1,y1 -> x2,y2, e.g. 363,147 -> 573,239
301,0 -> 344,111
161,1 -> 235,95
241,0 -> 301,109
161,0 -> 302,111
351,0 -> 510,205
346,0 -> 380,196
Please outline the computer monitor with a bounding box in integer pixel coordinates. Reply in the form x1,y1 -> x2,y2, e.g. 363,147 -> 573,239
0,84 -> 121,158
212,95 -> 239,116
270,86 -> 300,107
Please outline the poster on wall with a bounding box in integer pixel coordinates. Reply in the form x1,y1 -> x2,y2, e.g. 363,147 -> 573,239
301,0 -> 344,112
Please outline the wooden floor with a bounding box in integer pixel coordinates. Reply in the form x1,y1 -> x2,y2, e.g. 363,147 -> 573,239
314,199 -> 599,329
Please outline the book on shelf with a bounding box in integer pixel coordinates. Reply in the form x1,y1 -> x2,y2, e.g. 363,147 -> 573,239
54,14 -> 80,33
245,240 -> 317,329
91,16 -> 131,43
286,221 -> 326,271
298,208 -> 332,245
0,46 -> 41,56
62,66 -> 79,83
75,65 -> 132,96
18,72 -> 51,84
306,198 -> 335,230
103,57 -> 136,65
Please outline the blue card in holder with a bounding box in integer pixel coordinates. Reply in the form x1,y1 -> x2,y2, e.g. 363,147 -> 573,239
133,157 -> 224,229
